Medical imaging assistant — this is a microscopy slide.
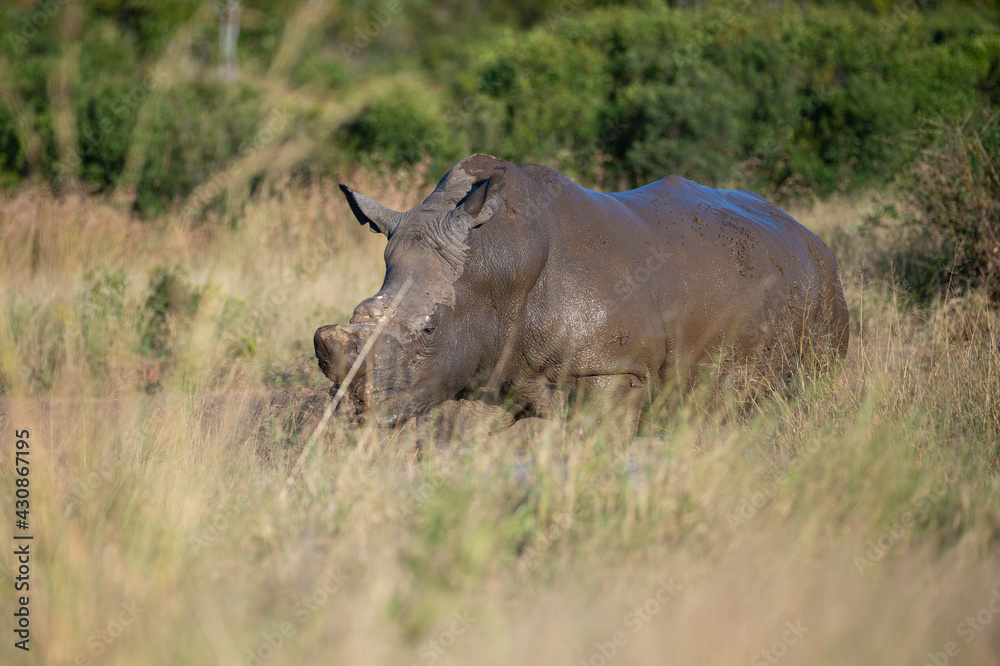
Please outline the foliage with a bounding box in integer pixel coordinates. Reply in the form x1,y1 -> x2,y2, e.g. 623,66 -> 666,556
867,113 -> 1000,303
80,268 -> 128,378
140,266 -> 202,360
134,82 -> 268,214
0,0 -> 998,213
0,4 -> 999,658
337,84 -> 459,168
452,3 -> 997,195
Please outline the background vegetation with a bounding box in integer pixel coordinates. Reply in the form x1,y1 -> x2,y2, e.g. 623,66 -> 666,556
2,0 -> 999,210
1,0 -> 999,664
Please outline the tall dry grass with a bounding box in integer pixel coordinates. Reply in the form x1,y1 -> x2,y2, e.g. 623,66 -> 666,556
0,183 -> 998,666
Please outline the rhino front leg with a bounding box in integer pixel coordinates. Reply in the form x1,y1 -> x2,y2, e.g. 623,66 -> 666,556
572,374 -> 646,437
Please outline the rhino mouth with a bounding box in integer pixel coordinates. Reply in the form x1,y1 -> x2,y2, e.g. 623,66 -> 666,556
369,388 -> 432,427
319,354 -> 434,428
327,380 -> 431,427
317,357 -> 338,383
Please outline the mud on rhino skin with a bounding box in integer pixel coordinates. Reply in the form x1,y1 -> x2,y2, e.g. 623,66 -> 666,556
314,154 -> 849,430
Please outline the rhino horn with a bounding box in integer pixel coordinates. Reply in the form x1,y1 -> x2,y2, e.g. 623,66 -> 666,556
314,324 -> 365,384
339,184 -> 406,236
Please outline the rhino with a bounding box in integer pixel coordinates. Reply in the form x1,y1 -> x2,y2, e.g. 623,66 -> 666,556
314,154 -> 848,429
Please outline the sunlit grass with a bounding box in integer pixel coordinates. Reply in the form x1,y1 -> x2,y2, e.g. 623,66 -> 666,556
1,0 -> 998,662
0,184 -> 998,665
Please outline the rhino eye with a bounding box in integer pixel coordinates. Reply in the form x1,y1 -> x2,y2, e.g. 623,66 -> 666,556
420,314 -> 436,338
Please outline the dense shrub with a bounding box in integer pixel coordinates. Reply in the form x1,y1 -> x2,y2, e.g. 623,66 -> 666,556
80,268 -> 128,379
337,84 -> 458,168
140,267 -> 202,360
471,28 -> 610,173
0,0 -> 998,212
0,108 -> 24,188
133,82 -> 266,215
868,115 -> 1000,303
0,1 -> 295,215
449,4 -> 995,195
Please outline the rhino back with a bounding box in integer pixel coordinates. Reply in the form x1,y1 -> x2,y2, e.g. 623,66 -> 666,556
518,169 -> 846,385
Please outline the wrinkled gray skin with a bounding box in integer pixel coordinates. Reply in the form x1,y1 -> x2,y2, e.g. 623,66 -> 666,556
315,154 -> 848,428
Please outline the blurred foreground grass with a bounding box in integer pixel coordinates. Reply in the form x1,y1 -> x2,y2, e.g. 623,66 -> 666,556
0,184 -> 999,665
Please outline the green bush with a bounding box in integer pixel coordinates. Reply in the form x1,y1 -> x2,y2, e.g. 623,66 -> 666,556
140,267 -> 202,360
132,82 -> 265,215
337,84 -> 458,168
868,114 -> 1000,303
470,27 -> 610,175
0,1 -> 295,215
81,268 -> 128,378
433,3 -> 995,195
579,7 -> 756,187
0,0 -> 998,211
0,108 -> 24,188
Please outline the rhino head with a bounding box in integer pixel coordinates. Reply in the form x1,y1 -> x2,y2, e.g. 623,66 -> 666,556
314,154 -> 548,426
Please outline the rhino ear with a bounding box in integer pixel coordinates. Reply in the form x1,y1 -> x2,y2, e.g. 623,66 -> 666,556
461,167 -> 506,223
339,184 -> 405,236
